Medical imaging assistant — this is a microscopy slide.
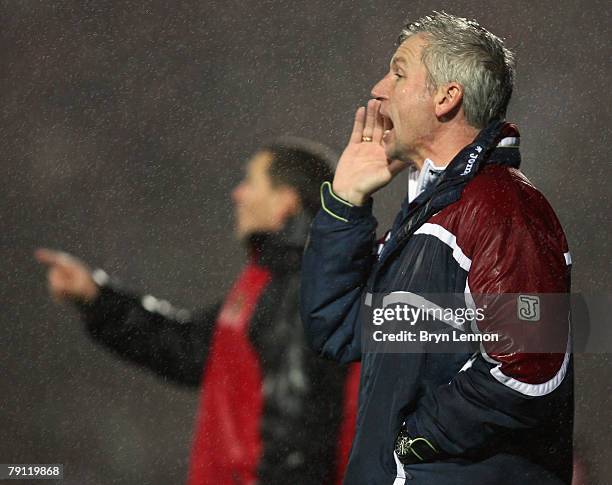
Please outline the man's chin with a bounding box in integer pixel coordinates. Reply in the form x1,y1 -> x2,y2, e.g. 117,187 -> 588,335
385,142 -> 413,165
384,144 -> 403,163
233,224 -> 247,241
235,229 -> 248,241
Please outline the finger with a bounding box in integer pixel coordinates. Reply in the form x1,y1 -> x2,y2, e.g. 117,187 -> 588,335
349,106 -> 366,144
47,272 -> 65,302
373,109 -> 385,144
35,248 -> 63,266
48,269 -> 64,290
362,99 -> 380,141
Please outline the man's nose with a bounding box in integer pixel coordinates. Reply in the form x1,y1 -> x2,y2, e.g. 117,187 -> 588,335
371,75 -> 390,101
231,184 -> 243,203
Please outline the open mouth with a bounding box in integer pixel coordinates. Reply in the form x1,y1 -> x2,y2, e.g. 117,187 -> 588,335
380,113 -> 394,141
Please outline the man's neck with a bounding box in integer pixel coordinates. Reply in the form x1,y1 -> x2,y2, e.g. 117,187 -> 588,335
413,122 -> 479,171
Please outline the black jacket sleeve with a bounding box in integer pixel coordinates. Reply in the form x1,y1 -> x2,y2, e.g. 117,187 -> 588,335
76,273 -> 220,387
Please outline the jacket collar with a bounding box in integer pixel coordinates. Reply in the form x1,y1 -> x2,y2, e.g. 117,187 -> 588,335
398,121 -> 521,223
246,212 -> 311,273
374,121 -> 521,276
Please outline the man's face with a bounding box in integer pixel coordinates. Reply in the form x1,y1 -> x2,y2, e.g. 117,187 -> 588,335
231,151 -> 294,239
371,34 -> 437,163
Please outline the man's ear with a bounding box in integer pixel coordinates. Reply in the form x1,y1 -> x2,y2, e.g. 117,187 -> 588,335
434,82 -> 463,121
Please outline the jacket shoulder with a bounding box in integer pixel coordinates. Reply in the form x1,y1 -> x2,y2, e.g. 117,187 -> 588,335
430,164 -> 569,259
448,165 -> 560,227
462,165 -> 543,218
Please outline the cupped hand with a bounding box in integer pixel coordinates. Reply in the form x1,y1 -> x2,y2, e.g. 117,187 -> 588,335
332,99 -> 407,206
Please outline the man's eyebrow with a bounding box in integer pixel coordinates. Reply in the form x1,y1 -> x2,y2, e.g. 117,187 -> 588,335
390,56 -> 407,69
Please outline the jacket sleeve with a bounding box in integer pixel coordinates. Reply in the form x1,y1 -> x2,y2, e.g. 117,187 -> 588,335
280,354 -> 347,485
405,218 -> 572,457
300,182 -> 378,364
254,273 -> 347,484
77,270 -> 220,387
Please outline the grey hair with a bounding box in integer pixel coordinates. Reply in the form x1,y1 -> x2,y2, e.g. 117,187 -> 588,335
398,11 -> 515,128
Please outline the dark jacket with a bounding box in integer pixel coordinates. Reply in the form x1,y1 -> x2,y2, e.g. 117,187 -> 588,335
300,122 -> 573,485
78,216 -> 348,484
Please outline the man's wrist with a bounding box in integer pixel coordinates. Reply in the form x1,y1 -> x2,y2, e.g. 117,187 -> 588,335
394,419 -> 439,465
73,269 -> 107,309
331,183 -> 368,207
320,182 -> 373,223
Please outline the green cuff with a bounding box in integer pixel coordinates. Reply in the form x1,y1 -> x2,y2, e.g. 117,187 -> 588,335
320,181 -> 373,223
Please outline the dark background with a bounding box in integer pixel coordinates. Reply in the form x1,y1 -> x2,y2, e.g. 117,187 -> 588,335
1,1 -> 610,483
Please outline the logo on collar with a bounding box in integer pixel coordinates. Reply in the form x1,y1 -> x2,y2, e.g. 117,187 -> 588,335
460,145 -> 483,176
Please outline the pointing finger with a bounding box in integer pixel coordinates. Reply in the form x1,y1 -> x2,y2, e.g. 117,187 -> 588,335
35,248 -> 63,266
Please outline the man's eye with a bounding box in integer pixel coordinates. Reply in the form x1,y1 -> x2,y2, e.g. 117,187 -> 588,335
393,72 -> 403,79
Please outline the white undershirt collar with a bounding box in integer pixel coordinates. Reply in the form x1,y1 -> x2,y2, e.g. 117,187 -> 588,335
407,158 -> 446,203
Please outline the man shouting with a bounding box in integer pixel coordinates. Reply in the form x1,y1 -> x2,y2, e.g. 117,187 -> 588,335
301,12 -> 572,485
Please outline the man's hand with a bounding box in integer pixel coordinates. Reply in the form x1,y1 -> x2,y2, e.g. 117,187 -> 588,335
34,248 -> 99,304
332,99 -> 407,206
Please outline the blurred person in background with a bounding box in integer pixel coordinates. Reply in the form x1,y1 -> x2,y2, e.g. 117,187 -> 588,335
36,138 -> 358,485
